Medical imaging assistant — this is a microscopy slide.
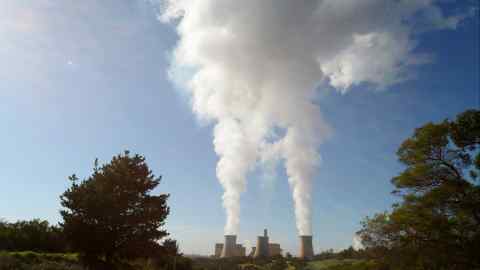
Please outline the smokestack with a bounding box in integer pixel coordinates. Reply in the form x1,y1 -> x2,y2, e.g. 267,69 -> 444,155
162,0 -> 460,244
299,235 -> 314,260
254,229 -> 270,258
221,235 -> 237,258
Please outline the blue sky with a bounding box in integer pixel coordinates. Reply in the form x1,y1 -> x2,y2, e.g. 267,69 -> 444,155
0,0 -> 478,255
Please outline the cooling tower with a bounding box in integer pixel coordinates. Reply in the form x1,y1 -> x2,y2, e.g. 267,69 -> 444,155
269,243 -> 282,256
214,243 -> 223,257
253,229 -> 270,258
235,244 -> 246,257
221,235 -> 237,258
299,235 -> 314,260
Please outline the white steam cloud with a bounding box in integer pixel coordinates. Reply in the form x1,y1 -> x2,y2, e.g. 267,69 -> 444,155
160,0 -> 473,235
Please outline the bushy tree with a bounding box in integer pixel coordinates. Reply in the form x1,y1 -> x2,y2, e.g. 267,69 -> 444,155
152,238 -> 193,270
0,219 -> 67,252
314,249 -> 335,260
358,110 -> 480,269
264,257 -> 288,270
285,252 -> 293,260
162,238 -> 180,256
60,151 -> 170,268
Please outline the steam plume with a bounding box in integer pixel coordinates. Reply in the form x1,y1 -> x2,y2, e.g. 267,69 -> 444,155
161,0 -> 473,235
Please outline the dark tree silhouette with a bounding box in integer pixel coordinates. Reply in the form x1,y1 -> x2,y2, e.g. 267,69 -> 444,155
60,151 -> 169,268
358,110 -> 480,270
0,219 -> 67,252
162,238 -> 180,256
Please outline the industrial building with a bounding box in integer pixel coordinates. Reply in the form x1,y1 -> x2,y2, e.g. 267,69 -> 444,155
236,244 -> 246,257
214,243 -> 223,257
249,243 -> 282,257
268,243 -> 282,256
299,235 -> 314,260
214,229 -> 287,258
214,235 -> 247,258
253,229 -> 270,258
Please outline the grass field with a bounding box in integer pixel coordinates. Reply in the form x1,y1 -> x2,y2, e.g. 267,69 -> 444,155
0,251 -> 82,270
0,252 -> 379,270
232,258 -> 377,270
306,259 -> 378,270
0,251 -> 78,261
307,259 -> 360,269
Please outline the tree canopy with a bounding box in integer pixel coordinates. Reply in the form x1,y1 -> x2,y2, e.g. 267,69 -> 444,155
358,109 -> 480,270
0,219 -> 66,252
60,151 -> 170,267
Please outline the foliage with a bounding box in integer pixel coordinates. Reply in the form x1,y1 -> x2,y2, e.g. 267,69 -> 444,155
0,251 -> 82,270
314,250 -> 336,261
0,251 -> 194,270
162,239 -> 180,256
148,238 -> 194,270
0,219 -> 67,253
189,257 -> 375,270
191,256 -> 251,270
161,256 -> 193,270
306,259 -> 378,270
60,151 -> 170,268
318,261 -> 379,270
358,109 -> 480,270
189,256 -> 310,270
313,247 -> 374,262
263,257 -> 288,270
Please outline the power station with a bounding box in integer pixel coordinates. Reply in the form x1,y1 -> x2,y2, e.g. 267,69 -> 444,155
214,229 -> 313,259
254,229 -> 270,258
299,235 -> 314,260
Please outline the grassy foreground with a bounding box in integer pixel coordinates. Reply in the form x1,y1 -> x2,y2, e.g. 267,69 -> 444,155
0,251 -> 82,270
0,252 -> 379,270
194,257 -> 379,270
306,259 -> 378,270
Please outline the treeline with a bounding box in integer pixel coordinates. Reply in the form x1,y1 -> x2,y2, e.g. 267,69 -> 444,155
0,219 -> 67,253
314,247 -> 369,261
357,110 -> 480,270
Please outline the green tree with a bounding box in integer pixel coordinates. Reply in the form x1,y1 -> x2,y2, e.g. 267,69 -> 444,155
153,238 -> 186,269
358,110 -> 480,269
0,219 -> 67,252
162,238 -> 180,256
265,257 -> 288,270
285,252 -> 293,260
60,151 -> 170,268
